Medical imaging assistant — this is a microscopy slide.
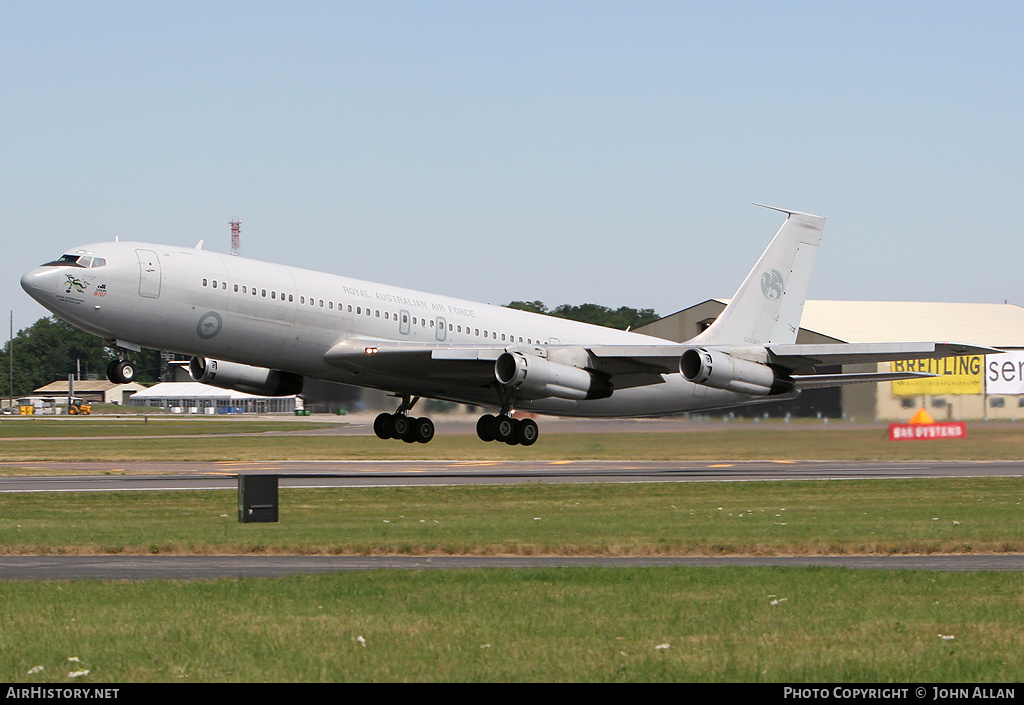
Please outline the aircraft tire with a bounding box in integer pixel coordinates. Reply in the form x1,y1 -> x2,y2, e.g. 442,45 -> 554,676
373,412 -> 394,439
412,417 -> 435,444
493,415 -> 517,444
391,414 -> 411,439
107,359 -> 135,384
516,418 -> 539,446
476,414 -> 496,442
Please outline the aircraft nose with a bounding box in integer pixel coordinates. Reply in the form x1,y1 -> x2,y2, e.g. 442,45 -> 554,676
21,266 -> 54,302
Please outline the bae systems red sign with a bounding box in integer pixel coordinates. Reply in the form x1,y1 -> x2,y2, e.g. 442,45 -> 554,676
888,422 -> 967,441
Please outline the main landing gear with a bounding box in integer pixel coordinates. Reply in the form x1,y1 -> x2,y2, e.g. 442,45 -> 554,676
373,395 -> 435,444
372,395 -> 540,446
476,413 -> 539,446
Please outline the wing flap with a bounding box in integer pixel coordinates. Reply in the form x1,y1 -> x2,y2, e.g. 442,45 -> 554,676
793,371 -> 936,390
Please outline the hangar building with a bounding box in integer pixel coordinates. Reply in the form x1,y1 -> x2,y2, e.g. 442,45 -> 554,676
635,300 -> 1024,422
32,379 -> 148,406
129,382 -> 299,414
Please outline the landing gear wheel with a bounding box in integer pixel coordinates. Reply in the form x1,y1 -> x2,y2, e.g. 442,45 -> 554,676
477,414 -> 496,442
391,414 -> 411,439
493,415 -> 517,444
376,413 -> 436,444
516,418 -> 539,446
107,359 -> 135,384
411,417 -> 434,444
373,412 -> 395,439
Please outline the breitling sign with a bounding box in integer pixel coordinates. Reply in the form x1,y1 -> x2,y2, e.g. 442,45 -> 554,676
890,355 -> 984,396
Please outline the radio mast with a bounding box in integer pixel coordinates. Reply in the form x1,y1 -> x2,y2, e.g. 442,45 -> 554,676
230,220 -> 242,256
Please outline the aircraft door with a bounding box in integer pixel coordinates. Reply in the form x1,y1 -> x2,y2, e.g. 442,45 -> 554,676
435,316 -> 446,342
399,310 -> 411,336
136,249 -> 161,299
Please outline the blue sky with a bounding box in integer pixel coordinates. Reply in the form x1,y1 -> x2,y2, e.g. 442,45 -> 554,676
3,1 -> 1023,334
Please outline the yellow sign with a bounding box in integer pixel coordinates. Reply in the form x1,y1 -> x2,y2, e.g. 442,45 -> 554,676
891,355 -> 984,396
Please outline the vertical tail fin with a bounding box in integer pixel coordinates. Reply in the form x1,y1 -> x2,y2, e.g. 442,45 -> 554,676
691,205 -> 824,346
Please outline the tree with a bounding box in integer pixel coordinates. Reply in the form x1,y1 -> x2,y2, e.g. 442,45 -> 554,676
505,301 -> 659,330
2,316 -> 162,396
505,300 -> 549,315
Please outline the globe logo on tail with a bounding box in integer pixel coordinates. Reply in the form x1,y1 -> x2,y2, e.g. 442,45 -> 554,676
761,269 -> 784,300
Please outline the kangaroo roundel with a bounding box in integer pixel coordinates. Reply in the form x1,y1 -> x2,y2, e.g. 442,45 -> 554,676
760,269 -> 784,300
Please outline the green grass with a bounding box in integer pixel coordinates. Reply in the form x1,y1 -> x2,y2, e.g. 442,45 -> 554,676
1,479 -> 1021,556
0,417 -> 330,438
3,419 -> 1023,682
2,567 -> 1023,682
1,420 -> 1023,462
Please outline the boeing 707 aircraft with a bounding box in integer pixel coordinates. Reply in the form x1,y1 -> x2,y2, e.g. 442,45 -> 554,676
20,205 -> 997,446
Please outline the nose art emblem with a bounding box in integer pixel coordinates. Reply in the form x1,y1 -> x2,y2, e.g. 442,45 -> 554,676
65,274 -> 90,294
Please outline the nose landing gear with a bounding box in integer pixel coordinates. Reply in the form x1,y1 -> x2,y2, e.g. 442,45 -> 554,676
106,359 -> 136,384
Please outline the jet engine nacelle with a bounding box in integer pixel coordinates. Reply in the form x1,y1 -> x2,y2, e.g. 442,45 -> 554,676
188,357 -> 303,397
679,348 -> 794,396
495,351 -> 612,401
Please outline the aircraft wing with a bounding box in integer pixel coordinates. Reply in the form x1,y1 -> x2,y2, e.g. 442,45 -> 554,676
323,338 -> 505,384
325,338 -> 1002,395
587,341 -> 1003,391
324,338 -> 678,391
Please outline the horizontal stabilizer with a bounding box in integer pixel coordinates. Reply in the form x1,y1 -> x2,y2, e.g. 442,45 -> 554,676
767,342 -> 1002,371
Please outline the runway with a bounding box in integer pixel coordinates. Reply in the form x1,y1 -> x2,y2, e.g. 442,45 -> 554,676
1,457 -> 1023,493
2,457 -> 1023,579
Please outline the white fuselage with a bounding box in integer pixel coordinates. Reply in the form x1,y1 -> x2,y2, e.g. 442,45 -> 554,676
21,240 -> 764,416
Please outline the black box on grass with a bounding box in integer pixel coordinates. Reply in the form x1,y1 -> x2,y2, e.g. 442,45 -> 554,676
238,474 -> 279,523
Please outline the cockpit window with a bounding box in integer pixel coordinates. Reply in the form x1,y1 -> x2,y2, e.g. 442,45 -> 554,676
41,253 -> 106,268
43,254 -> 89,267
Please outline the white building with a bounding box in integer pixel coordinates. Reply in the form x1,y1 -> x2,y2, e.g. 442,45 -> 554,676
128,382 -> 299,414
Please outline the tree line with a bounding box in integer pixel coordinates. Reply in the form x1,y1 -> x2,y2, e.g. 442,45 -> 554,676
3,317 -> 162,398
505,301 -> 659,330
5,302 -> 660,398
